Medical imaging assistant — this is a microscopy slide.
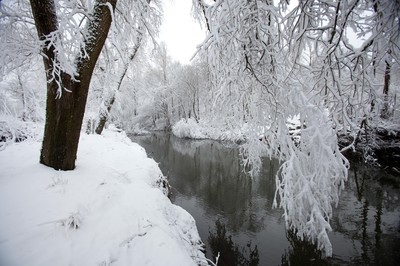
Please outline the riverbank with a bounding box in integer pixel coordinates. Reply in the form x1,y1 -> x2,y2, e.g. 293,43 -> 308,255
0,128 -> 207,266
172,118 -> 400,172
338,125 -> 400,172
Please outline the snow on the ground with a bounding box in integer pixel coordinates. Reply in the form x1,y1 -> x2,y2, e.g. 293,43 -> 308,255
0,129 -> 207,266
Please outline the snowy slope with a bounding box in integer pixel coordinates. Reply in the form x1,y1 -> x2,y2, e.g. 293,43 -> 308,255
0,129 -> 206,266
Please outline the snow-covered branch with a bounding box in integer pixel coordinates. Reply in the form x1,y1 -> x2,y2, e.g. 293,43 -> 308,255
191,0 -> 400,256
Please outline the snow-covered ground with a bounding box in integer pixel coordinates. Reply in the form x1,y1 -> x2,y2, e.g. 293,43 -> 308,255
0,129 -> 207,266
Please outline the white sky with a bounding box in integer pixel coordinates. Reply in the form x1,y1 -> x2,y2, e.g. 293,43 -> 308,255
159,0 -> 207,65
158,0 -> 366,63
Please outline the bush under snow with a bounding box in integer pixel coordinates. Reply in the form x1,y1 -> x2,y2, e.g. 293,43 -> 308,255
172,118 -> 206,139
0,114 -> 42,150
172,118 -> 247,143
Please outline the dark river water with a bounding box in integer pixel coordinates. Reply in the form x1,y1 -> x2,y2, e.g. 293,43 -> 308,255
131,132 -> 400,265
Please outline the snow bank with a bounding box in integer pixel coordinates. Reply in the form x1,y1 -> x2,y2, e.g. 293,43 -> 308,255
0,129 -> 206,266
172,118 -> 247,143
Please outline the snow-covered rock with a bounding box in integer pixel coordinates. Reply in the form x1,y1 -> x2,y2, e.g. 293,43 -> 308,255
0,130 -> 206,266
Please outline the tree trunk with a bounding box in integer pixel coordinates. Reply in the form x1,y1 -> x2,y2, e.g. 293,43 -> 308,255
95,34 -> 142,135
381,60 -> 391,118
95,94 -> 116,135
30,0 -> 117,170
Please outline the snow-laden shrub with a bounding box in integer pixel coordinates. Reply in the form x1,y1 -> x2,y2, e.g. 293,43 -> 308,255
155,174 -> 171,197
172,118 -> 247,143
60,213 -> 82,230
126,124 -> 150,136
0,115 -> 41,150
212,125 -> 247,143
172,118 -> 206,139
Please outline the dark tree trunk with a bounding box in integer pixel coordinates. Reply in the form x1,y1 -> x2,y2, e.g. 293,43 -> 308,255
30,0 -> 117,170
95,95 -> 116,135
381,60 -> 391,118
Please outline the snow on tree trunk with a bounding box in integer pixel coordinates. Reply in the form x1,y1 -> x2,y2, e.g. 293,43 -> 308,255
30,0 -> 117,170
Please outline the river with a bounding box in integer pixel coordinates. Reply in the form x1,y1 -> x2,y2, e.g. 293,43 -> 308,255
131,132 -> 400,265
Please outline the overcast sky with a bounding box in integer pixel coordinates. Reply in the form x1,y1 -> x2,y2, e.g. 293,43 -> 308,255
159,0 -> 207,64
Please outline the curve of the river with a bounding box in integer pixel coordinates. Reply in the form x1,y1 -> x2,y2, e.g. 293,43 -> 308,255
131,132 -> 400,266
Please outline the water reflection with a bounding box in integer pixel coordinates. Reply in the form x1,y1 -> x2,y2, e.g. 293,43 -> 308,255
280,230 -> 328,266
329,158 -> 400,265
135,133 -> 280,234
208,220 -> 259,266
131,132 -> 400,265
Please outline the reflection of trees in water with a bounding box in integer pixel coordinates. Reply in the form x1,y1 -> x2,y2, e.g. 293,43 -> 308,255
132,133 -> 400,265
208,220 -> 259,266
329,160 -> 400,265
280,230 -> 329,266
134,133 -> 281,233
